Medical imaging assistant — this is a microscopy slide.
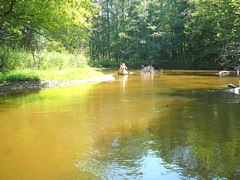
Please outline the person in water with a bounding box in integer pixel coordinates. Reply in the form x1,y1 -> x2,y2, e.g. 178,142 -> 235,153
120,63 -> 128,70
118,63 -> 128,74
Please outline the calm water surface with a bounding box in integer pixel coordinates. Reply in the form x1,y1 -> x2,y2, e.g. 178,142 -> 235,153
0,70 -> 239,179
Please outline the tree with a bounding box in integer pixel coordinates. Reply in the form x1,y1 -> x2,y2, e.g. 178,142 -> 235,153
185,0 -> 240,67
90,0 -> 189,63
89,0 -> 239,69
216,42 -> 240,71
0,0 -> 100,52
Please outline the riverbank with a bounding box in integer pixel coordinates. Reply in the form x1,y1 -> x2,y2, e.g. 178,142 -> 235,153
0,74 -> 115,95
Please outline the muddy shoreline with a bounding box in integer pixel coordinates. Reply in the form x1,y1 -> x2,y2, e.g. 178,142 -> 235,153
0,74 -> 115,95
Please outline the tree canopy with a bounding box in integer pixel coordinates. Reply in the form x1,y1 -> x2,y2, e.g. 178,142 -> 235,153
0,0 -> 239,70
0,0 -> 100,51
90,0 -> 240,69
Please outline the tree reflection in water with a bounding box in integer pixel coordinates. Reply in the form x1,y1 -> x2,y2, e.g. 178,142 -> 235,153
76,90 -> 240,179
1,70 -> 240,179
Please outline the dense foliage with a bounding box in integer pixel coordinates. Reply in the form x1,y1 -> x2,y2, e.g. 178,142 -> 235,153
0,0 -> 99,49
0,0 -> 100,71
90,0 -> 239,69
0,0 -> 239,70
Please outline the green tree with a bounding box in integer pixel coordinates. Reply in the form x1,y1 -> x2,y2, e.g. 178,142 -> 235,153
0,0 -> 100,52
185,0 -> 240,68
90,0 -> 189,64
89,0 -> 239,69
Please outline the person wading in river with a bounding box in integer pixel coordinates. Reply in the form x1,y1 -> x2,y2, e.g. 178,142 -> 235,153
118,63 -> 128,74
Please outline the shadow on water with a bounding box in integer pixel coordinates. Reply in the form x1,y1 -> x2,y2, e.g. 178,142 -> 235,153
148,89 -> 240,179
0,70 -> 239,179
76,85 -> 240,179
74,72 -> 240,179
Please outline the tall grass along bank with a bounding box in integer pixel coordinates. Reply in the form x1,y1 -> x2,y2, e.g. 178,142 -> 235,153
0,49 -> 109,94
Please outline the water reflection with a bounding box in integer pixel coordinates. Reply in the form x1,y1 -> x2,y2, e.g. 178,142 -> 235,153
0,70 -> 239,179
148,90 -> 240,179
75,133 -> 185,179
117,74 -> 128,93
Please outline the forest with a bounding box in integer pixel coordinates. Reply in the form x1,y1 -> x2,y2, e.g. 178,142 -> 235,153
0,0 -> 239,72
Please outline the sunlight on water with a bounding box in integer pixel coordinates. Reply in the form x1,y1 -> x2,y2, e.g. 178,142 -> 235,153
0,70 -> 239,179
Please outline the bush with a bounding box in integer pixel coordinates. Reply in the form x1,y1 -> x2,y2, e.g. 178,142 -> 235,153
0,48 -> 90,71
0,69 -> 40,83
35,51 -> 88,70
45,41 -> 66,53
0,48 -> 32,71
0,48 -> 99,83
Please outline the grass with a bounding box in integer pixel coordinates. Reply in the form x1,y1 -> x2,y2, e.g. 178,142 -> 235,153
0,67 -> 103,83
0,49 -> 104,84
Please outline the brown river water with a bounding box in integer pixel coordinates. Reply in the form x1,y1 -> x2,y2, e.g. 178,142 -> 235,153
0,70 -> 239,179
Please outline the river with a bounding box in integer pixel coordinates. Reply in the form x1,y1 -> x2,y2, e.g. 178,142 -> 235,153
0,70 -> 239,179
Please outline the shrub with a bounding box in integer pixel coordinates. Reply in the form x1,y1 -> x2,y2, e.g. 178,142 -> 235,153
0,47 -> 90,71
35,51 -> 88,70
0,48 -> 32,71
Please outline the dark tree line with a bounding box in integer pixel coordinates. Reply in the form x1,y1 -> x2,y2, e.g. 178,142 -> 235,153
89,0 -> 240,69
